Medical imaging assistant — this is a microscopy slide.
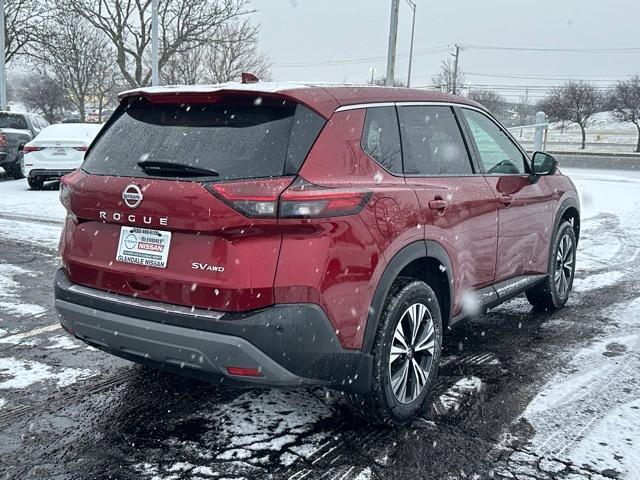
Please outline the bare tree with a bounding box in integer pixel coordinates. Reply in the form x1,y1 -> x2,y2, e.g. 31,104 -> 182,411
4,0 -> 50,63
469,89 -> 505,116
20,73 -> 70,123
431,58 -> 464,94
538,90 -> 569,131
161,48 -> 205,85
372,76 -> 406,87
61,0 -> 251,88
43,16 -> 112,121
610,76 -> 640,152
92,52 -> 123,121
542,81 -> 602,149
201,19 -> 270,83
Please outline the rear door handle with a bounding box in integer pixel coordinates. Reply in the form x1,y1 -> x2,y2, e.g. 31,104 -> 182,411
498,194 -> 513,206
428,199 -> 448,210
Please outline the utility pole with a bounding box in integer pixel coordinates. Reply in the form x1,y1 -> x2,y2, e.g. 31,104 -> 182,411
451,44 -> 460,95
385,0 -> 400,86
406,0 -> 416,87
369,67 -> 376,85
151,0 -> 159,86
0,0 -> 6,110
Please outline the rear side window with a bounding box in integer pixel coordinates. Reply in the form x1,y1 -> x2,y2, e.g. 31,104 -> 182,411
398,106 -> 473,175
361,107 -> 402,174
0,113 -> 28,130
83,100 -> 325,181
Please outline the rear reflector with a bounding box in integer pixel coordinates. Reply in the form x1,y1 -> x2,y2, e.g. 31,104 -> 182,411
207,177 -> 371,219
226,366 -> 263,377
23,146 -> 43,153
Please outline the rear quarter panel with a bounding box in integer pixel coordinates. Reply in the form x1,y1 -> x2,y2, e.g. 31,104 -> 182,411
276,110 -> 423,350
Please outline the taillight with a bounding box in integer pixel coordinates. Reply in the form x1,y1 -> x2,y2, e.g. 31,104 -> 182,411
207,177 -> 294,218
226,366 -> 262,377
279,179 -> 372,219
0,134 -> 6,147
59,180 -> 78,224
73,146 -> 88,151
207,177 -> 372,219
23,146 -> 43,153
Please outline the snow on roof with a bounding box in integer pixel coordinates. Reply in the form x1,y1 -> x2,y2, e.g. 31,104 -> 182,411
117,81 -> 482,119
119,81 -> 320,98
34,123 -> 103,142
118,80 -> 438,98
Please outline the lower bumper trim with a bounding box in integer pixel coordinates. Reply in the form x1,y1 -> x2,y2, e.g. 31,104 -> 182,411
56,298 -> 309,387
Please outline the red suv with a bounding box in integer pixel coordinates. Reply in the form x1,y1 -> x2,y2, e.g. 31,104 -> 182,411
54,83 -> 580,425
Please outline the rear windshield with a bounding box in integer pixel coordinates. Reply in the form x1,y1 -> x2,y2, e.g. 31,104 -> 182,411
0,113 -> 28,130
83,99 -> 325,181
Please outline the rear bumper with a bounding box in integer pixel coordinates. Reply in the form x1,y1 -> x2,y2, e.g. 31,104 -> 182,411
54,269 -> 372,392
28,169 -> 75,180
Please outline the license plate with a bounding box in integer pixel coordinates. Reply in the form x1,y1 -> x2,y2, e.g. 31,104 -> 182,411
116,227 -> 171,269
52,148 -> 67,156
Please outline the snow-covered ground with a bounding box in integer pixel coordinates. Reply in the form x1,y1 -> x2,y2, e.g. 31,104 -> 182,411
513,112 -> 640,154
515,167 -> 640,478
0,178 -> 65,251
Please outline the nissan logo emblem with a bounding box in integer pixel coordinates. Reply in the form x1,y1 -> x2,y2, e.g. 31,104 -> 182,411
122,184 -> 143,209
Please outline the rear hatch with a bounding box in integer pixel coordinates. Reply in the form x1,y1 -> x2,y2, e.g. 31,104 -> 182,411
59,93 -> 325,311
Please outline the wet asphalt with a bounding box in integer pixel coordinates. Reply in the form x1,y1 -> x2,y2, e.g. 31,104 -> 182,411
0,171 -> 637,480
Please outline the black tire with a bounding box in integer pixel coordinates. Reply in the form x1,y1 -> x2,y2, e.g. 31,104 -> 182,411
4,158 -> 24,179
526,221 -> 576,310
27,177 -> 44,190
346,277 -> 443,426
10,154 -> 25,179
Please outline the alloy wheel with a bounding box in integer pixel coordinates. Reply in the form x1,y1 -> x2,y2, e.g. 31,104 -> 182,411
555,233 -> 575,296
388,303 -> 436,404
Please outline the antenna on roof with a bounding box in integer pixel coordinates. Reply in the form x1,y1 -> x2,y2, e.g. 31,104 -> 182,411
241,73 -> 260,84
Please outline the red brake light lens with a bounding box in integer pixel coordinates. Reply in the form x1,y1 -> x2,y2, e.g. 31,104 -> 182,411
59,180 -> 78,224
207,177 -> 294,218
226,366 -> 262,377
23,145 -> 42,153
207,177 -> 372,219
0,134 -> 6,147
73,146 -> 88,151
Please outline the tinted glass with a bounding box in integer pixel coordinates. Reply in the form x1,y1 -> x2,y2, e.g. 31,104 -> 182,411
84,100 -> 323,181
462,109 -> 528,174
285,105 -> 326,174
398,106 -> 472,175
0,113 -> 28,130
361,106 -> 402,173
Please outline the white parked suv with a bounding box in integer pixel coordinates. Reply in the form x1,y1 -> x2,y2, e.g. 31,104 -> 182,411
22,123 -> 102,189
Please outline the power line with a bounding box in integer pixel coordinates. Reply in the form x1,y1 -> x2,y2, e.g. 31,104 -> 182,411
271,45 -> 450,68
461,44 -> 640,53
463,72 -> 633,82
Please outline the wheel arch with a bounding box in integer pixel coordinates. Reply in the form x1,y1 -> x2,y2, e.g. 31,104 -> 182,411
362,240 -> 454,353
555,198 -> 580,245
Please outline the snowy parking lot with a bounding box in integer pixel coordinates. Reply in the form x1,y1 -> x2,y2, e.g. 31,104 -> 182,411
0,164 -> 639,479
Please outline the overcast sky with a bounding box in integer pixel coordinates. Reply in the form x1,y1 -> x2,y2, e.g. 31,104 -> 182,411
252,0 -> 640,101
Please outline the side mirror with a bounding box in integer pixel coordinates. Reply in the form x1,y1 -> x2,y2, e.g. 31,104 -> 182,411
531,151 -> 557,176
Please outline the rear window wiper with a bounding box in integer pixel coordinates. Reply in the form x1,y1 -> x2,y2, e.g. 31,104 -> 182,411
137,159 -> 219,177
